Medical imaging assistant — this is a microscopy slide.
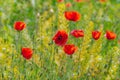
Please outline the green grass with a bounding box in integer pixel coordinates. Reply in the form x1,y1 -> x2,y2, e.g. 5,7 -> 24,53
0,0 -> 120,80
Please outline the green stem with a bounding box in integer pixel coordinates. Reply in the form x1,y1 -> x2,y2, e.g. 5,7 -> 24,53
18,31 -> 22,79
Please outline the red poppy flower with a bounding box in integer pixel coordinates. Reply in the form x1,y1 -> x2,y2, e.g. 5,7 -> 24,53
105,31 -> 116,40
14,21 -> 26,31
63,44 -> 77,55
57,0 -> 64,2
92,31 -> 101,40
21,48 -> 33,60
52,30 -> 68,46
71,30 -> 84,38
64,11 -> 81,22
66,2 -> 72,8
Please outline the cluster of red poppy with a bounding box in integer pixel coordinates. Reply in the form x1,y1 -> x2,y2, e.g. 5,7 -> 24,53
52,30 -> 116,55
13,0 -> 112,59
52,0 -> 116,55
63,11 -> 116,41
14,16 -> 116,59
52,30 -> 78,55
14,21 -> 33,60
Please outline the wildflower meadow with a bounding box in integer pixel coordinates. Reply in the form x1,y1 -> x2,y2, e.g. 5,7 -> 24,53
0,0 -> 120,80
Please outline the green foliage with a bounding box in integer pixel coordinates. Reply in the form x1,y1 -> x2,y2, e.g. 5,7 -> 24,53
0,0 -> 120,80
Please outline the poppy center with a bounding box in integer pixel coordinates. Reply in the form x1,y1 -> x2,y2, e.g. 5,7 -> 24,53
58,35 -> 62,40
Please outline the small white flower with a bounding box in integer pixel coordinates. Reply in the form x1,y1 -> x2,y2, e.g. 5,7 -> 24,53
50,8 -> 54,13
37,13 -> 40,17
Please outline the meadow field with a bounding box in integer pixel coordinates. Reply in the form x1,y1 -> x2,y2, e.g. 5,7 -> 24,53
0,0 -> 120,80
